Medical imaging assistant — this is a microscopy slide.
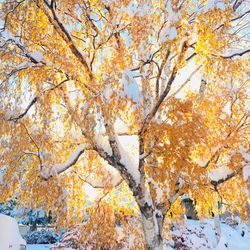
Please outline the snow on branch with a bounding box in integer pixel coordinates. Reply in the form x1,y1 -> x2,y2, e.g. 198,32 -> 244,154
94,133 -> 141,184
8,97 -> 37,122
220,48 -> 250,59
40,143 -> 91,180
39,0 -> 91,74
139,41 -> 189,134
210,167 -> 244,187
0,22 -> 45,67
7,78 -> 69,123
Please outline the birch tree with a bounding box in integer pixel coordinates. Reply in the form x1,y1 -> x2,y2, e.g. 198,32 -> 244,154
0,0 -> 249,249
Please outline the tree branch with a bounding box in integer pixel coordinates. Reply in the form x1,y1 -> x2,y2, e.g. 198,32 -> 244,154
21,122 -> 42,166
0,0 -> 25,33
165,65 -> 202,103
40,143 -> 92,180
140,41 -> 189,134
233,0 -> 244,11
140,70 -> 176,133
8,97 -> 37,122
220,48 -> 250,59
0,37 -> 45,65
130,48 -> 161,72
72,169 -> 123,189
38,0 -> 91,76
210,167 -> 243,187
8,78 -> 69,122
155,49 -> 171,100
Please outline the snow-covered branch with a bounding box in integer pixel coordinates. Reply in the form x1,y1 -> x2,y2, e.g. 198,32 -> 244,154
8,78 -> 69,122
139,41 -> 190,134
220,48 -> 250,59
210,167 -> 244,187
40,143 -> 91,180
0,28 -> 44,65
8,97 -> 37,122
39,0 -> 91,75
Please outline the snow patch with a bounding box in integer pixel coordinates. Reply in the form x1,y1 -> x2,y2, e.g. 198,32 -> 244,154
167,219 -> 250,250
196,158 -> 208,167
114,118 -> 130,134
209,166 -> 233,182
30,51 -> 43,62
116,135 -> 140,184
93,134 -> 140,183
239,146 -> 250,162
94,134 -> 112,155
243,165 -> 250,181
41,144 -> 89,178
27,245 -> 52,250
53,144 -> 87,172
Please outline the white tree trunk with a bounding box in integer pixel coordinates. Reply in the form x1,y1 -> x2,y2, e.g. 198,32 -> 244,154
142,213 -> 164,250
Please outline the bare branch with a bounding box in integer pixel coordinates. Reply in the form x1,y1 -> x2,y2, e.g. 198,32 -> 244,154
186,52 -> 196,61
130,48 -> 161,72
215,9 -> 250,31
233,0 -> 244,11
0,37 -> 45,65
165,65 -> 202,102
140,70 -> 177,133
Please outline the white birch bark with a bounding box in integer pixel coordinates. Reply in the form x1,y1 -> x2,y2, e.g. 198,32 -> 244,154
142,213 -> 164,250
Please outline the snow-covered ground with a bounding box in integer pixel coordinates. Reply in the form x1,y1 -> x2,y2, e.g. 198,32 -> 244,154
32,220 -> 249,250
165,219 -> 250,250
4,218 -> 248,250
215,222 -> 250,250
27,245 -> 51,250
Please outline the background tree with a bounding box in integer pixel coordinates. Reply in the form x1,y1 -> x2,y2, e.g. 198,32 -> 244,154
0,0 -> 249,249
0,199 -> 52,231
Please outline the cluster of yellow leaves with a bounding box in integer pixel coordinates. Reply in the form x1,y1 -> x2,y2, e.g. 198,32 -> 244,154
68,202 -> 145,249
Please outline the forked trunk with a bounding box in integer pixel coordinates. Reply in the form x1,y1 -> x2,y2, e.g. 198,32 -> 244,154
142,213 -> 164,250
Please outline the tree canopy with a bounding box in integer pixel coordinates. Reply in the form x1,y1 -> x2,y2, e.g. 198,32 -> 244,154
0,0 -> 249,249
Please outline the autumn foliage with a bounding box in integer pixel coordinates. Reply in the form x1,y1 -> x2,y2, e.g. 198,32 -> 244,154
0,0 -> 249,249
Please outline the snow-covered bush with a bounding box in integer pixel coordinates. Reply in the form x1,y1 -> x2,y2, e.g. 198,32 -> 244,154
23,229 -> 60,244
164,219 -> 250,250
53,224 -> 83,249
0,200 -> 21,217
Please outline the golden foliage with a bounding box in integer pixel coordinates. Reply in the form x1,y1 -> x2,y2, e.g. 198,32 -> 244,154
0,0 -> 249,247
